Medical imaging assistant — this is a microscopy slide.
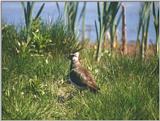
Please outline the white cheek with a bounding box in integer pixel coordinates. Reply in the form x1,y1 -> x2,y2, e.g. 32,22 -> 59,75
72,57 -> 78,61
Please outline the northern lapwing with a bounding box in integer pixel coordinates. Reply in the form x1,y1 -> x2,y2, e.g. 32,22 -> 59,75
68,52 -> 100,93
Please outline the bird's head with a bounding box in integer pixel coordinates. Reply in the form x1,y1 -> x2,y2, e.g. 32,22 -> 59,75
69,52 -> 80,62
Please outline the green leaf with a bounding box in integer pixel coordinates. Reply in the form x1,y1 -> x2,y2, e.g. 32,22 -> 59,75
78,2 -> 87,22
56,2 -> 61,16
21,2 -> 28,27
95,20 -> 99,41
116,9 -> 122,28
34,3 -> 45,20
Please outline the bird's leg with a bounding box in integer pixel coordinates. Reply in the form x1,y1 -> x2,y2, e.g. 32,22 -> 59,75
79,90 -> 82,94
79,89 -> 85,97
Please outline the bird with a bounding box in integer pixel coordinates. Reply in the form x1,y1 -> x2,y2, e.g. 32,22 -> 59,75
68,52 -> 100,93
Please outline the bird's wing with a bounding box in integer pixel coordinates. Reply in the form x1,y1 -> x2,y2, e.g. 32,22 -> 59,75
73,67 -> 98,88
71,68 -> 87,85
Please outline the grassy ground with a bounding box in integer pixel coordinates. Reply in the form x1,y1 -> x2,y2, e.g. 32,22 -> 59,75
2,47 -> 159,120
2,22 -> 159,120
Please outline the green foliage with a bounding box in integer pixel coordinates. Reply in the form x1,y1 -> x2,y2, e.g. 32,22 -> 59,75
41,20 -> 82,56
137,2 -> 152,58
64,1 -> 86,37
152,2 -> 160,55
64,2 -> 79,34
56,2 -> 61,18
95,2 -> 121,61
21,1 -> 45,47
2,40 -> 159,119
108,2 -> 121,50
2,2 -> 159,120
29,19 -> 51,54
26,18 -> 82,55
48,20 -> 76,55
2,25 -> 18,56
79,2 -> 87,41
21,2 -> 45,30
4,19 -> 81,56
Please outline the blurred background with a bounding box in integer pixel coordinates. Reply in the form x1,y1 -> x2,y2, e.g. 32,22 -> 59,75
2,2 -> 156,43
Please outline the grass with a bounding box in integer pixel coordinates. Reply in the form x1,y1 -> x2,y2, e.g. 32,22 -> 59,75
2,21 -> 159,120
2,47 -> 159,120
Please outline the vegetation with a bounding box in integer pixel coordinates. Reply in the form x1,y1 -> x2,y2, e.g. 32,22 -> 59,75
137,2 -> 152,59
79,2 -> 87,41
2,1 -> 159,120
137,2 -> 159,58
95,2 -> 121,61
21,2 -> 45,44
121,4 -> 127,55
64,2 -> 86,36
152,2 -> 159,56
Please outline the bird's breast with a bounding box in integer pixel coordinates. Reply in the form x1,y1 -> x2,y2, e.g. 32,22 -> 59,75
69,70 -> 87,88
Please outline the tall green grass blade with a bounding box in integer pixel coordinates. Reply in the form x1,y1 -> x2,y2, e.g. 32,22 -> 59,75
95,20 -> 99,41
34,3 -> 45,20
137,2 -> 152,59
64,2 -> 68,25
152,3 -> 156,20
109,2 -> 121,22
64,2 -> 79,35
27,2 -> 34,29
80,2 -> 87,41
137,19 -> 142,45
78,2 -> 87,22
116,11 -> 122,28
21,2 -> 28,27
96,26 -> 105,62
152,2 -> 160,55
97,2 -> 101,33
103,2 -> 108,31
95,2 -> 121,61
137,3 -> 144,47
121,4 -> 127,55
108,2 -> 121,51
72,3 -> 79,33
157,7 -> 159,27
137,2 -> 152,58
56,2 -> 61,17
144,13 -> 151,53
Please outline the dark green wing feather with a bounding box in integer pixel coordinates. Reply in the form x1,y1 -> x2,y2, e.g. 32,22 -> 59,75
71,67 -> 98,90
70,68 -> 87,87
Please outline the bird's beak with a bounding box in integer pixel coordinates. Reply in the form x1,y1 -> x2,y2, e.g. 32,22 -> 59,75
67,53 -> 74,59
